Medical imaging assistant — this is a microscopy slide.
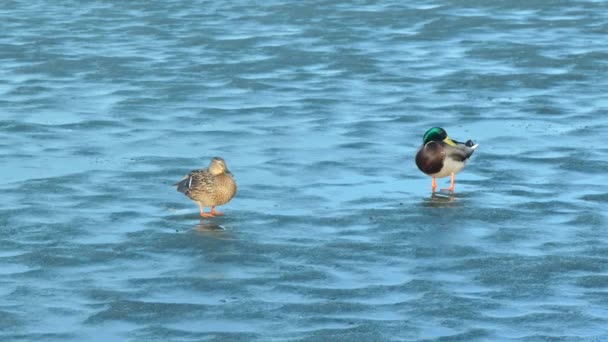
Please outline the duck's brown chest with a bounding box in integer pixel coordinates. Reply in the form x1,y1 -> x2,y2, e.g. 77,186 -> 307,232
189,173 -> 236,206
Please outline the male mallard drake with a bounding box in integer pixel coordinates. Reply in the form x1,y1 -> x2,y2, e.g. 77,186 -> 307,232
415,127 -> 478,193
174,157 -> 237,217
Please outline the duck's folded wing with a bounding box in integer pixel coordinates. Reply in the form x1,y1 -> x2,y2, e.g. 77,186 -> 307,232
174,173 -> 194,193
449,144 -> 477,162
174,169 -> 215,194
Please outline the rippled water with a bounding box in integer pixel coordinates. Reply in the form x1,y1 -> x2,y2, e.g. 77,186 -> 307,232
1,1 -> 608,340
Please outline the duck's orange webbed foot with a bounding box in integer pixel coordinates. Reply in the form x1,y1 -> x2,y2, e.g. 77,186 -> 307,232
199,206 -> 215,218
431,177 -> 437,193
210,207 -> 224,216
441,173 -> 456,192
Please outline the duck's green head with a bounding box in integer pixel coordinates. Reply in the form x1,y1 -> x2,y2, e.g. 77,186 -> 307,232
422,127 -> 457,147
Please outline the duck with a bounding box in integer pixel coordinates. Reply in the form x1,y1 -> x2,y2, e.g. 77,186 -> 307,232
415,127 -> 478,193
174,157 -> 237,217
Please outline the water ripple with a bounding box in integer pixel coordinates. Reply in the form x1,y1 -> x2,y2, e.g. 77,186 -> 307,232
1,0 -> 607,340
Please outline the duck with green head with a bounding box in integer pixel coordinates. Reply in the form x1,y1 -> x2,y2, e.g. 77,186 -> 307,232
415,127 -> 478,193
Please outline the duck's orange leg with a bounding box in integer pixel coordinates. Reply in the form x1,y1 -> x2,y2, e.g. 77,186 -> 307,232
199,204 -> 214,218
431,177 -> 437,193
441,173 -> 455,192
210,206 -> 224,216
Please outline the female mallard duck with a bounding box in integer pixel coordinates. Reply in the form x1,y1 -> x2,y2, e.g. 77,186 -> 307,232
174,157 -> 237,217
415,127 -> 478,193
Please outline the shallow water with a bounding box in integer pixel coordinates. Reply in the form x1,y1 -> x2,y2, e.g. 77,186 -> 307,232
1,0 -> 608,340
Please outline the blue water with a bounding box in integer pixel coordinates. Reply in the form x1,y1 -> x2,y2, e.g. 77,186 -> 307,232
1,1 -> 607,340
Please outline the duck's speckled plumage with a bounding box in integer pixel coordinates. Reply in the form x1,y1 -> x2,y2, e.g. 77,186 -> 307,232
174,157 -> 237,217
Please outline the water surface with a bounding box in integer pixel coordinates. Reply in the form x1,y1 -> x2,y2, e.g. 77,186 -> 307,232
1,0 -> 607,340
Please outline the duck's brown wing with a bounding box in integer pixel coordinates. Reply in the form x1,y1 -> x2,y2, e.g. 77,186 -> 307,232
174,168 -> 212,194
415,141 -> 445,175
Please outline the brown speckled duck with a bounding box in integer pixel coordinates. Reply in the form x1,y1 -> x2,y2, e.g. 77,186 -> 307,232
415,127 -> 478,193
174,157 -> 237,218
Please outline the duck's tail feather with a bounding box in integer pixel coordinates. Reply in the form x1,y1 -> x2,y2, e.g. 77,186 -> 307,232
174,175 -> 192,193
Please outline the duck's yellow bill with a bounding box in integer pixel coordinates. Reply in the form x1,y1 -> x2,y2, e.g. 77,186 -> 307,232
443,137 -> 457,147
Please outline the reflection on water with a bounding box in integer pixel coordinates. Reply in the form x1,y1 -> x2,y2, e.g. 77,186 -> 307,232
422,192 -> 457,208
193,219 -> 233,240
